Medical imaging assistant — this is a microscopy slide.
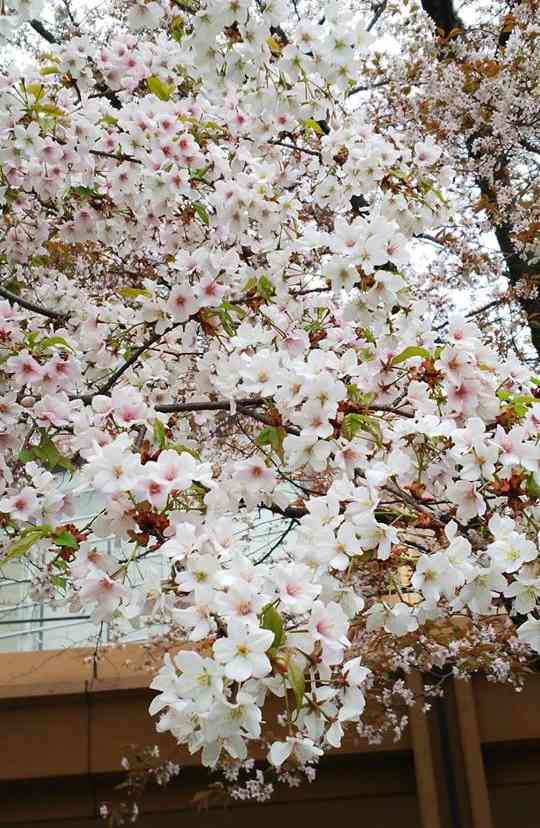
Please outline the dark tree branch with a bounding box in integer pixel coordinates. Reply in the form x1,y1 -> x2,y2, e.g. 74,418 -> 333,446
255,518 -> 297,564
237,406 -> 300,435
156,396 -> 414,418
520,136 -> 540,156
89,149 -> 142,164
31,17 -> 122,110
78,323 -> 182,403
0,285 -> 68,322
497,0 -> 518,50
347,79 -> 391,98
420,0 -> 462,36
156,397 -> 266,414
471,152 -> 540,354
269,140 -> 321,159
266,503 -> 308,520
30,18 -> 58,44
434,297 -> 509,331
367,0 -> 388,32
91,83 -> 123,111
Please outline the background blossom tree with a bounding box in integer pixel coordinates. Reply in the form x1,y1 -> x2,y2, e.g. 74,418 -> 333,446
357,0 -> 540,355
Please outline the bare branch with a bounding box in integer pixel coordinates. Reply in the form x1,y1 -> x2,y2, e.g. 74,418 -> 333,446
347,79 -> 391,98
268,140 -> 322,159
434,297 -> 508,331
0,285 -> 68,322
255,518 -> 297,564
79,323 -> 182,403
29,18 -> 58,44
367,0 -> 388,32
156,397 -> 266,414
90,149 -> 142,164
237,406 -> 300,435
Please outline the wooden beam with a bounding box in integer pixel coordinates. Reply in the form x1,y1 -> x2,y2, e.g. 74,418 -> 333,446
452,679 -> 493,828
408,672 -> 444,828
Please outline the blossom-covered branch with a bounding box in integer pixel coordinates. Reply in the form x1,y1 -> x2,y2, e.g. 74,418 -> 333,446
0,0 -> 539,808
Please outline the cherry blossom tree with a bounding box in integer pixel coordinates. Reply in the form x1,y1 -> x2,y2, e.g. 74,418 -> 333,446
357,0 -> 540,356
1,0 -> 540,810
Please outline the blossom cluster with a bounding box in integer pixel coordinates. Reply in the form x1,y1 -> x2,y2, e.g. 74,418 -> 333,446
0,0 -> 539,792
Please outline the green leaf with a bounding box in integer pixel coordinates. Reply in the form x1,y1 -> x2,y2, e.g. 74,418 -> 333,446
346,384 -> 375,406
153,419 -> 167,450
216,306 -> 237,336
360,417 -> 383,447
53,530 -> 78,549
390,167 -> 410,182
68,185 -> 103,201
242,276 -> 258,294
188,482 -> 208,498
190,165 -> 211,181
171,0 -> 199,8
359,327 -> 376,345
2,526 -> 51,561
303,118 -> 324,135
433,345 -> 444,360
18,447 -> 35,464
511,394 -> 535,406
2,276 -> 24,296
169,443 -> 200,460
390,345 -> 430,366
497,391 -> 535,419
347,384 -> 361,403
31,431 -> 74,472
192,201 -> 209,225
118,287 -> 152,299
147,75 -> 174,101
170,15 -> 185,42
527,473 -> 540,500
35,102 -> 65,117
220,301 -> 245,319
260,604 -> 285,649
27,82 -> 44,98
35,336 -> 73,353
287,659 -> 305,711
341,414 -> 363,441
430,187 -> 447,205
257,275 -> 275,301
255,426 -> 286,459
341,413 -> 383,447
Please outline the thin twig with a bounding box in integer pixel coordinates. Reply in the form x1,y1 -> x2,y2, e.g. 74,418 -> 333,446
90,149 -> 142,165
78,323 -> 182,402
255,518 -> 297,564
434,296 -> 508,331
347,79 -> 391,97
237,406 -> 300,435
269,140 -> 321,159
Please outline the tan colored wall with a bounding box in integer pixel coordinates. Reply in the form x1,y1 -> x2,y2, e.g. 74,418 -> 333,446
1,646 -> 540,828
